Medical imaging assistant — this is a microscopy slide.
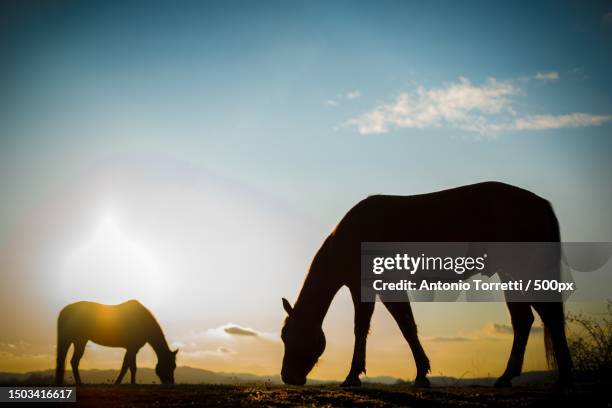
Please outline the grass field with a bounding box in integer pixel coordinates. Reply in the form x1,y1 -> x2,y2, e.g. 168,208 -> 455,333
67,382 -> 610,407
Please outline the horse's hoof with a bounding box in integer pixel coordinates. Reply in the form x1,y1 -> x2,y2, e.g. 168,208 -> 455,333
413,378 -> 430,388
340,378 -> 361,387
493,377 -> 512,388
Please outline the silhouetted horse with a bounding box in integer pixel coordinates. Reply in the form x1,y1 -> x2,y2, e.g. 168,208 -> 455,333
56,300 -> 178,385
281,182 -> 572,387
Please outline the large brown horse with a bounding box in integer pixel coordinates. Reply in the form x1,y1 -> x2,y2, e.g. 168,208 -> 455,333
56,300 -> 178,385
281,182 -> 572,387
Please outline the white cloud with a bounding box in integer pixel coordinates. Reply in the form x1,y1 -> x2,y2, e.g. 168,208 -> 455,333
514,113 -> 612,130
204,323 -> 279,342
205,323 -> 260,338
345,75 -> 611,136
346,90 -> 361,100
325,99 -> 338,107
535,71 -> 560,81
346,77 -> 517,135
484,322 -> 544,336
351,108 -> 389,134
223,324 -> 259,337
458,113 -> 612,134
181,346 -> 237,358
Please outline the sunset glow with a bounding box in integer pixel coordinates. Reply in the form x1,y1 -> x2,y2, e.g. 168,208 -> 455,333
1,1 -> 611,389
58,215 -> 165,307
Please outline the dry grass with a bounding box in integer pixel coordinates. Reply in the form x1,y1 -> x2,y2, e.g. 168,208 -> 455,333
68,382 -> 610,407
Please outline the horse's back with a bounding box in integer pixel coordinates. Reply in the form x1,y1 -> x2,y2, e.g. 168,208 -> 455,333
57,300 -> 153,347
58,299 -> 145,320
335,181 -> 557,242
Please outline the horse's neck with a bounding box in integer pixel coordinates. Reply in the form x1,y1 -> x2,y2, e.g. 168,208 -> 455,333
293,239 -> 342,327
147,322 -> 171,358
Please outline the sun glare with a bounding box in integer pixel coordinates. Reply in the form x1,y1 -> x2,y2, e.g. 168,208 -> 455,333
58,214 -> 165,307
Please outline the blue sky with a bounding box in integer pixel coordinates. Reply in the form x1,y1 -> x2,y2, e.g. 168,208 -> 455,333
0,0 -> 611,377
1,1 -> 611,234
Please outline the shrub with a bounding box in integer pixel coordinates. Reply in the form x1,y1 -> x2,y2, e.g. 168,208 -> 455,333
566,300 -> 612,375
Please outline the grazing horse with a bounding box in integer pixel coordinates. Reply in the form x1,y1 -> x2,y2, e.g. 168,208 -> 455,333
56,300 -> 178,385
281,181 -> 572,387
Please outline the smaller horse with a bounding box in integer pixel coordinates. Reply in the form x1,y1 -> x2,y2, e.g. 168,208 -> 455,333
56,300 -> 178,385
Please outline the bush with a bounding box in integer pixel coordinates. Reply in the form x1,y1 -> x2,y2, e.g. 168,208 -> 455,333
566,300 -> 612,374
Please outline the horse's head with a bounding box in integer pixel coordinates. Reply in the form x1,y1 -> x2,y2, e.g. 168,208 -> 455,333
156,349 -> 178,384
280,298 -> 326,385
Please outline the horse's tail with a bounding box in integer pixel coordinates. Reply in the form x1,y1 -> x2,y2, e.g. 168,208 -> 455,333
55,307 -> 71,385
543,199 -> 563,369
543,314 -> 557,369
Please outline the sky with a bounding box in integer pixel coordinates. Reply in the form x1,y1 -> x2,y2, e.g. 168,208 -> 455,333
0,0 -> 611,380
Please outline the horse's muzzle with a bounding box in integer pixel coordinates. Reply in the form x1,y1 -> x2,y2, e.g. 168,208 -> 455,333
281,372 -> 306,386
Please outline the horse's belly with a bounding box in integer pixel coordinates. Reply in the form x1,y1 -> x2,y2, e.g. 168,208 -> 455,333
88,330 -> 145,348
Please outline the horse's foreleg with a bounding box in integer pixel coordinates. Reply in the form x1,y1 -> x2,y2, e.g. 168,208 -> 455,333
494,302 -> 533,387
115,351 -> 131,385
383,300 -> 430,388
128,350 -> 138,384
341,291 -> 375,387
70,341 -> 86,385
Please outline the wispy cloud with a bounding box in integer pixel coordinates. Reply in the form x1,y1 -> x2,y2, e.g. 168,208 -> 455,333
325,89 -> 362,107
514,113 -> 612,130
426,336 -> 471,342
171,341 -> 186,349
346,77 -> 517,135
0,341 -> 54,361
486,323 -> 513,335
344,75 -> 611,136
204,323 -> 279,342
425,322 -> 545,344
484,322 -> 544,336
181,346 -> 237,358
535,71 -> 560,81
346,90 -> 361,100
223,324 -> 259,337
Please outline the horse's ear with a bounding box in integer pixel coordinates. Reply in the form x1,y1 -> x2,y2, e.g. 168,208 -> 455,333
282,298 -> 293,316
173,349 -> 179,356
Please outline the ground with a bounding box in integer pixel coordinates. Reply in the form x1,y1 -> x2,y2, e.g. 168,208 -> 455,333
69,383 -> 610,407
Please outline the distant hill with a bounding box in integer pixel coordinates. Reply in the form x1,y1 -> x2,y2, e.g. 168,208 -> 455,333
363,371 -> 557,387
362,370 -> 555,387
0,367 -> 556,386
0,366 -> 281,385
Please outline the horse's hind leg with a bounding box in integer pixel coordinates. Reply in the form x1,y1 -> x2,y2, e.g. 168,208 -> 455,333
55,337 -> 71,385
494,302 -> 533,387
532,302 -> 572,386
383,300 -> 430,387
71,341 -> 86,385
341,289 -> 375,387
